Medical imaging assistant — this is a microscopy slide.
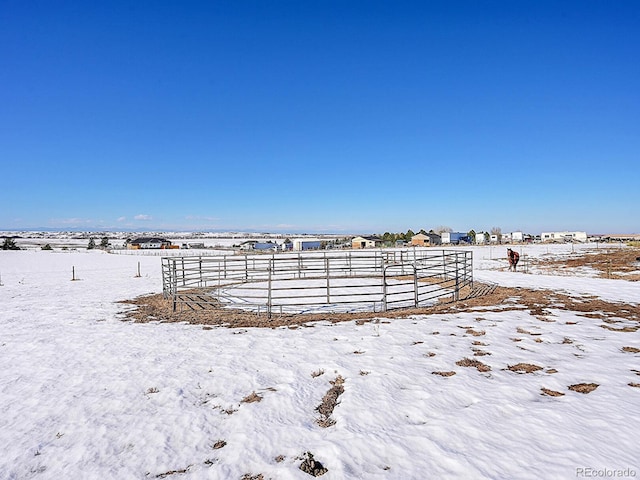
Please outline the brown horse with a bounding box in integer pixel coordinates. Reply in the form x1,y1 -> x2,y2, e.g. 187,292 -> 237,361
507,248 -> 520,271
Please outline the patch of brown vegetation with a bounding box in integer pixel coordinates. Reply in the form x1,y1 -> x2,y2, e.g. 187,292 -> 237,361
508,363 -> 543,373
629,383 -> 640,388
456,358 -> 491,372
299,452 -> 328,477
568,383 -> 599,394
241,392 -> 262,403
546,369 -> 558,374
472,341 -> 488,346
532,246 -> 640,280
541,388 -> 565,397
316,376 -> 344,428
622,346 -> 640,353
472,349 -> 491,356
432,371 -> 456,377
311,369 -> 324,378
156,467 -> 191,478
600,324 -> 639,332
119,277 -> 639,330
211,440 -> 226,450
241,474 -> 265,480
517,327 -> 541,336
465,328 -> 486,336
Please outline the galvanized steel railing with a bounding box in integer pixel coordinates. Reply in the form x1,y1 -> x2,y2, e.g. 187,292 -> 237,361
161,248 -> 472,316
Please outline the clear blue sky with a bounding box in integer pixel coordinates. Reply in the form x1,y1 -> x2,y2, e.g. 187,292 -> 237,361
1,1 -> 638,234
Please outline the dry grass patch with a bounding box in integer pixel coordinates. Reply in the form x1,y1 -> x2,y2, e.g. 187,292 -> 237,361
622,346 -> 640,353
541,388 -> 565,397
241,474 -> 265,480
299,452 -> 328,477
120,271 -> 639,330
465,328 -> 486,336
568,383 -> 599,394
311,369 -> 324,378
241,392 -> 262,403
546,369 -> 559,374
211,440 -> 226,450
432,371 -> 456,377
456,358 -> 491,372
316,376 -> 345,428
600,324 -> 639,332
629,383 -> 640,388
508,363 -> 543,374
533,246 -> 640,280
517,327 -> 541,336
472,349 -> 491,356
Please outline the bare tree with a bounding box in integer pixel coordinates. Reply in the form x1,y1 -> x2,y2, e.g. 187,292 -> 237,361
490,227 -> 502,243
434,226 -> 453,234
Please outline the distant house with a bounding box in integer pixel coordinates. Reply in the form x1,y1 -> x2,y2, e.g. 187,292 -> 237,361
475,232 -> 488,245
541,231 -> 587,243
127,237 -> 173,249
293,239 -> 322,251
351,236 -> 383,249
239,240 -> 257,251
254,242 -> 278,251
410,233 -> 442,247
441,232 -> 470,245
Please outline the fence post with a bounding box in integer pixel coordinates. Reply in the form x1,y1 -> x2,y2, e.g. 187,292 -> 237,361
413,263 -> 418,308
267,259 -> 273,318
454,253 -> 460,301
172,260 -> 178,312
382,265 -> 388,311
325,257 -> 331,304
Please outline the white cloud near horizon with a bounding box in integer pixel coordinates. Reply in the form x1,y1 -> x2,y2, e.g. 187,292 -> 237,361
134,214 -> 152,221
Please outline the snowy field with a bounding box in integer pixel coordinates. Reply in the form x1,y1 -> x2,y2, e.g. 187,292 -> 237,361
1,243 -> 639,479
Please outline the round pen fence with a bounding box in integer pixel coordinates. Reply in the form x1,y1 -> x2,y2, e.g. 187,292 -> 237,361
161,249 -> 473,316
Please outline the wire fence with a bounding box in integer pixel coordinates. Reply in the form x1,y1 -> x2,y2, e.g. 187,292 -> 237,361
162,248 -> 473,316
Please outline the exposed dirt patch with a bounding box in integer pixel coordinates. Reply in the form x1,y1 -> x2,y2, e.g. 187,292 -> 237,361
456,358 -> 491,372
541,388 -> 565,397
241,392 -> 262,403
432,371 -> 456,377
465,328 -> 486,336
629,383 -> 640,388
316,376 -> 344,428
211,440 -> 226,450
508,363 -> 543,374
472,349 -> 491,356
299,452 -> 328,477
568,383 -> 599,394
155,467 -> 191,478
622,346 -> 640,353
119,282 -> 639,330
532,246 -> 640,280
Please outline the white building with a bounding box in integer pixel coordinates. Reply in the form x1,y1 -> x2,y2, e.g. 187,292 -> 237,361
541,231 -> 588,243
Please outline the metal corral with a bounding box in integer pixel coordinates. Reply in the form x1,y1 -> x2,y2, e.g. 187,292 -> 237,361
162,249 -> 473,316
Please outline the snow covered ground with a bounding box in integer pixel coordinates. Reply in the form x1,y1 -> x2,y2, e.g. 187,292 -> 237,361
1,244 -> 638,479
